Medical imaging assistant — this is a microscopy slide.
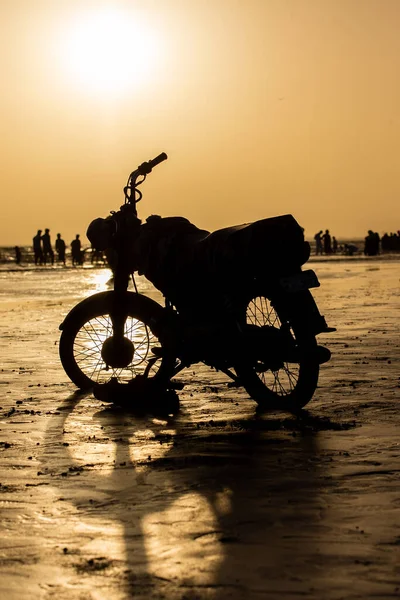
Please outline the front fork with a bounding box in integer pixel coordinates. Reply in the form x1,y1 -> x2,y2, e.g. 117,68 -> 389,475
107,270 -> 161,375
110,270 -> 130,338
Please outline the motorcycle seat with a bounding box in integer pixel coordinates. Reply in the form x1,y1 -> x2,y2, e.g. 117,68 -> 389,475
193,214 -> 309,277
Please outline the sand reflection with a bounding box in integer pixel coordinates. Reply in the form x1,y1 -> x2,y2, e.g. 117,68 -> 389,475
143,492 -> 224,583
87,269 -> 113,293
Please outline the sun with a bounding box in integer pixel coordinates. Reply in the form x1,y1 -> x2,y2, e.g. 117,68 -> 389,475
60,7 -> 162,98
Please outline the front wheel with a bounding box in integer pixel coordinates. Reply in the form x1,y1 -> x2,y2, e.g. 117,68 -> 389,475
234,294 -> 320,411
59,292 -> 176,391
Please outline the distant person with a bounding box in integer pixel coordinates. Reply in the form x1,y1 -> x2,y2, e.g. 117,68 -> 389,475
41,229 -> 54,265
55,233 -> 66,265
364,230 -> 373,255
14,246 -> 21,264
332,236 -> 338,254
71,234 -> 82,266
314,230 -> 323,255
388,232 -> 397,251
374,231 -> 380,254
33,229 -> 43,265
322,229 -> 332,254
364,230 -> 379,256
381,232 -> 390,252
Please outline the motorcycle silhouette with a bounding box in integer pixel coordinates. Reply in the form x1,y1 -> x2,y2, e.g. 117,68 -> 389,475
59,153 -> 334,411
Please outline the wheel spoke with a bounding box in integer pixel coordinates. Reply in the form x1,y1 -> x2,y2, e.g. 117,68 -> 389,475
272,370 -> 287,395
246,296 -> 299,397
284,365 -> 299,389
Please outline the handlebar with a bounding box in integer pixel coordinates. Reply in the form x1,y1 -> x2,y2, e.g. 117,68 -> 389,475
149,151 -> 168,169
137,152 -> 168,176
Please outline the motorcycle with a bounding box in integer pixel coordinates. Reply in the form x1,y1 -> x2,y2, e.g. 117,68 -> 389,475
59,152 -> 334,412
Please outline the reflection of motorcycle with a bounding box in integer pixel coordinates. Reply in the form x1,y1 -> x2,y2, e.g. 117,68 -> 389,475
59,153 -> 334,411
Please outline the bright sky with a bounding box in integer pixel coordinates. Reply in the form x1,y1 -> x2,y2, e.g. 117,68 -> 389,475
1,0 -> 400,246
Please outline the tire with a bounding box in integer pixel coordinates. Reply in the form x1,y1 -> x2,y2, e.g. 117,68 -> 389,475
59,292 -> 176,391
234,293 -> 319,410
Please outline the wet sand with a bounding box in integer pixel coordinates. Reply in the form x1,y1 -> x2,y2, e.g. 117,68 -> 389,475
0,262 -> 399,599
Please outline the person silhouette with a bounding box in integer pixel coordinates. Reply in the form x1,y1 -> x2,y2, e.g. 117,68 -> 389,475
33,229 -> 43,265
322,229 -> 332,254
14,246 -> 21,264
314,231 -> 323,255
71,234 -> 82,266
41,228 -> 54,265
55,233 -> 66,265
364,230 -> 379,256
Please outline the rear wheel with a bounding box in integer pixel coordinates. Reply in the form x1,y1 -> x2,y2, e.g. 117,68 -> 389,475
234,294 -> 319,410
59,293 -> 176,391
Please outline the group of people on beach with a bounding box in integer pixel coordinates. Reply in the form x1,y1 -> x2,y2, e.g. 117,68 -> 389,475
376,231 -> 400,253
365,230 -> 400,255
313,230 -> 338,255
31,229 -> 82,266
313,228 -> 400,257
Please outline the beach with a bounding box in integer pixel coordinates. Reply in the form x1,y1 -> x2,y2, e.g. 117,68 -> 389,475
0,258 -> 399,600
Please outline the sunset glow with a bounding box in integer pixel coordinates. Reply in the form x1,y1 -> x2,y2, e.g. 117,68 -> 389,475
60,7 -> 162,97
1,0 -> 400,245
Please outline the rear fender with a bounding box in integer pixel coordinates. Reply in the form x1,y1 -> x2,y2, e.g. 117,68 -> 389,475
272,290 -> 333,337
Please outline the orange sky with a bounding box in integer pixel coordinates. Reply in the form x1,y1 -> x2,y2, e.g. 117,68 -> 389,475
1,0 -> 400,246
